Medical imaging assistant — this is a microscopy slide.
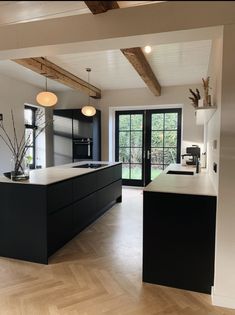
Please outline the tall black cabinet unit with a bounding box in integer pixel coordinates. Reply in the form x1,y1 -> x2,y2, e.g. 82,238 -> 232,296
143,191 -> 216,294
53,109 -> 101,165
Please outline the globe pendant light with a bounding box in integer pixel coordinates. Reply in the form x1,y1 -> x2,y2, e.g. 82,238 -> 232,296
36,58 -> 58,107
81,68 -> 96,117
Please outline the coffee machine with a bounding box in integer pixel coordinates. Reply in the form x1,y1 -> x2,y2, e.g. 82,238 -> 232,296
182,145 -> 200,165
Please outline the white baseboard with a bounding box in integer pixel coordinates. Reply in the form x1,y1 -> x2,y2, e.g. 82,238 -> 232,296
212,287 -> 235,309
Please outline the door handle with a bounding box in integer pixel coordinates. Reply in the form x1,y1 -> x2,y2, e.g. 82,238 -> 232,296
88,143 -> 91,157
147,150 -> 151,160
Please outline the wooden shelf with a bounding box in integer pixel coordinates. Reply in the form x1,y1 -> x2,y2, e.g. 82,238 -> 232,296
195,106 -> 217,125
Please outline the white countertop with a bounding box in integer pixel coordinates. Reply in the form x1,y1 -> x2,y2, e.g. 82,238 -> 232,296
144,164 -> 216,197
0,161 -> 121,186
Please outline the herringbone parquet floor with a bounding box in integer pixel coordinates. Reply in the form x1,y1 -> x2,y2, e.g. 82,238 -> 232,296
0,188 -> 234,315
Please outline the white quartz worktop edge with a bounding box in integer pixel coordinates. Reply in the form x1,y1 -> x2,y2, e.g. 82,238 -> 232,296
0,161 -> 121,186
144,164 -> 216,197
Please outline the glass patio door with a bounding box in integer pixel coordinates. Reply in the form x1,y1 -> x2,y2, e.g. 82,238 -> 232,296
115,108 -> 182,186
115,111 -> 145,186
145,109 -> 182,186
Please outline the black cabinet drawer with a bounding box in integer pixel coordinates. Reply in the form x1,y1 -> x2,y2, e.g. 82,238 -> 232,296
48,204 -> 74,256
73,179 -> 122,235
73,193 -> 96,234
96,180 -> 122,211
73,172 -> 97,201
47,180 -> 73,213
73,165 -> 122,202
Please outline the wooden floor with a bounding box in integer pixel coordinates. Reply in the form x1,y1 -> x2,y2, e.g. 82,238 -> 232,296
0,188 -> 235,315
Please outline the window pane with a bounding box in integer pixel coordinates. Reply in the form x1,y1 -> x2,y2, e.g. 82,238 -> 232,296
119,131 -> 130,147
131,164 -> 142,180
119,148 -> 130,163
151,131 -> 163,147
152,113 -> 164,130
131,148 -> 142,163
164,148 -> 177,165
25,147 -> 34,163
119,115 -> 130,130
24,109 -> 33,125
164,131 -> 177,147
165,113 -> 178,130
122,164 -> 130,179
151,165 -> 163,180
131,131 -> 142,147
151,148 -> 163,164
25,128 -> 33,145
131,114 -> 143,130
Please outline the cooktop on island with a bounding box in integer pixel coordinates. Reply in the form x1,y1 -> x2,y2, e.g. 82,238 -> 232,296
73,163 -> 109,169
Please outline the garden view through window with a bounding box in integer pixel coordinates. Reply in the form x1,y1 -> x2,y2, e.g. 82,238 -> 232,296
115,109 -> 182,186
24,105 -> 37,169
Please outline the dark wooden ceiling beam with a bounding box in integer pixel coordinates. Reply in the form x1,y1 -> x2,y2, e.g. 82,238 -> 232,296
121,47 -> 161,96
84,1 -> 119,14
13,57 -> 101,99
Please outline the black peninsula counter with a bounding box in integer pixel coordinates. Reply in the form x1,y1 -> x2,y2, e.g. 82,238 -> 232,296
0,161 -> 122,264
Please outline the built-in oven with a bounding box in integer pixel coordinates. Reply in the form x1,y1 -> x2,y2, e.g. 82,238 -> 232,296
73,138 -> 93,160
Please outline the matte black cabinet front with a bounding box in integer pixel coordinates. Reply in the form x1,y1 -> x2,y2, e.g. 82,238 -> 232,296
0,164 -> 122,264
143,191 -> 216,294
53,109 -> 101,164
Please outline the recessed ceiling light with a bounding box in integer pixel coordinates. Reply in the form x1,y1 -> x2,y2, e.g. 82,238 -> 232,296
144,45 -> 152,54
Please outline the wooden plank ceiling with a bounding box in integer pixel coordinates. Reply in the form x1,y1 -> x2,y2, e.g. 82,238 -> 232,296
13,57 -> 101,99
84,1 -> 161,96
12,1 -> 161,98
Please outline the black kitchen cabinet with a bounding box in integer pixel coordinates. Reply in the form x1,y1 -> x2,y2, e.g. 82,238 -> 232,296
0,163 -> 122,264
143,191 -> 216,294
72,109 -> 93,139
53,109 -> 101,165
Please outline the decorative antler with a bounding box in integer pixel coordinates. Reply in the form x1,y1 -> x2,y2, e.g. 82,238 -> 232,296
188,88 -> 201,108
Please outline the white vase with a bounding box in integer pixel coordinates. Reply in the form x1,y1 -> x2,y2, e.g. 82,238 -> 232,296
198,99 -> 204,107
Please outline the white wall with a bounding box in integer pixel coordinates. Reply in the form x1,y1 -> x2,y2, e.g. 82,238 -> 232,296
0,74 -> 41,173
206,37 -> 223,192
212,24 -> 235,309
99,85 -> 204,161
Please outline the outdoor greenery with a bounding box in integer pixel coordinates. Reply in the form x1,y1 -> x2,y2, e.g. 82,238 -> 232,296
122,164 -> 163,180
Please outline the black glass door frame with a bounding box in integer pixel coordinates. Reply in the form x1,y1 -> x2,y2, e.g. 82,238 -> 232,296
115,110 -> 145,186
115,108 -> 182,187
145,108 -> 182,186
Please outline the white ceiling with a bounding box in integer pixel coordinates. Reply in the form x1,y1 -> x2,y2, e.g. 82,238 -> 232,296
146,40 -> 212,86
0,39 -> 212,92
0,1 -> 89,26
49,50 -> 146,90
48,40 -> 212,90
0,1 -> 162,26
0,1 -> 211,93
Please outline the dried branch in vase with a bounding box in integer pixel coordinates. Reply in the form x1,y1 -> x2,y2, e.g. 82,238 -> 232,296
202,76 -> 212,106
0,108 -> 53,180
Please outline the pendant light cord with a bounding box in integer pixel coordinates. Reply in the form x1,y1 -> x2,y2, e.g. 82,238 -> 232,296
86,68 -> 91,106
45,57 -> 48,92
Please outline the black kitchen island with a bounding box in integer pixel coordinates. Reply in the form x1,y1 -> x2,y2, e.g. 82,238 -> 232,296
0,161 -> 122,264
143,164 -> 217,294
